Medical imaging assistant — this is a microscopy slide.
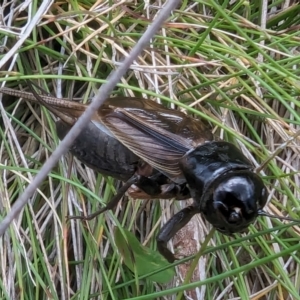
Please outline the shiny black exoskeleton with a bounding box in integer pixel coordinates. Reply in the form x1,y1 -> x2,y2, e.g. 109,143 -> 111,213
0,85 -> 270,263
54,96 -> 268,262
180,141 -> 268,234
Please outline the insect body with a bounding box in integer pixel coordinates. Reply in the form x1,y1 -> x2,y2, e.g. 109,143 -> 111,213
1,85 -> 289,263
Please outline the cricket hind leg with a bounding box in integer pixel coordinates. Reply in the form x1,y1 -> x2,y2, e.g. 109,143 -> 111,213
68,173 -> 190,221
68,174 -> 140,221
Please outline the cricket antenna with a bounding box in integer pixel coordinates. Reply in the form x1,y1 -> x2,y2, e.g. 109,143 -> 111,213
258,209 -> 300,223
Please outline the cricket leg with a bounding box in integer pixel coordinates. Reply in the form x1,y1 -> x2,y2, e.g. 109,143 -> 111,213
156,205 -> 198,263
68,174 -> 140,221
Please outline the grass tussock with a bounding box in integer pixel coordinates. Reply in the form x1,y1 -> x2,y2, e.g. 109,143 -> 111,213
0,1 -> 300,299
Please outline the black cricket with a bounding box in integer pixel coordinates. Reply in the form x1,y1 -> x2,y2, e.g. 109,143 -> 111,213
1,84 -> 296,263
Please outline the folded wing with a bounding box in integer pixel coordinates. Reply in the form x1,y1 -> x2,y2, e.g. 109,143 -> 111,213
93,98 -> 213,183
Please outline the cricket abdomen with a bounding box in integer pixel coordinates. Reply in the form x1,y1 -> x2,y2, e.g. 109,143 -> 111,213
56,121 -> 138,180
